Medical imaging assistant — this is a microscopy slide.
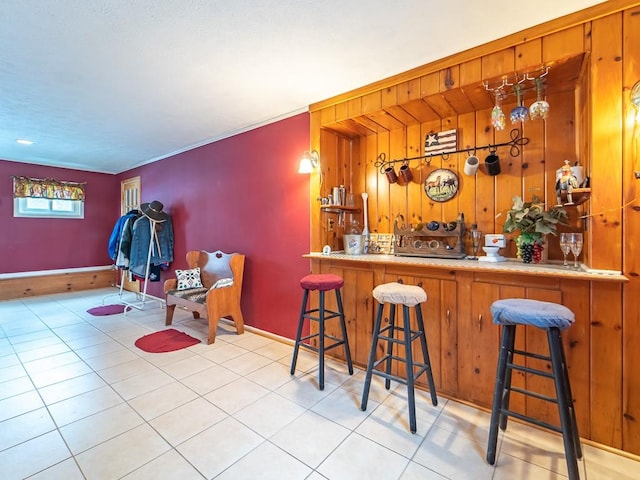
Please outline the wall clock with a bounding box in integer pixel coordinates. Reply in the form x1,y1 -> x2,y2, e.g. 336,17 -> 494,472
424,168 -> 459,202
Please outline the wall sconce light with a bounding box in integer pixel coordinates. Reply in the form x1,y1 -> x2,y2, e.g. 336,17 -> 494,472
298,150 -> 319,174
632,81 -> 640,108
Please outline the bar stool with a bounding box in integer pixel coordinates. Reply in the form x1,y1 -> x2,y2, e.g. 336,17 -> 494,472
290,273 -> 353,390
486,298 -> 582,480
361,281 -> 437,433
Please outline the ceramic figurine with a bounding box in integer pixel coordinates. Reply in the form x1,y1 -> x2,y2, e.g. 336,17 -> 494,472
556,160 -> 579,205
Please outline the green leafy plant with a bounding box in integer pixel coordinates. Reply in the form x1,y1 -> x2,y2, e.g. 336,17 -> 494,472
502,195 -> 568,244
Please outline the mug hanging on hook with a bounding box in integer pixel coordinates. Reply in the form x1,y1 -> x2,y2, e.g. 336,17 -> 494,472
464,149 -> 480,176
384,165 -> 398,184
485,148 -> 501,176
399,161 -> 413,183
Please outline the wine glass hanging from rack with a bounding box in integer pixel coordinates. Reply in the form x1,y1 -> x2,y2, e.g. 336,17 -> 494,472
484,67 -> 550,129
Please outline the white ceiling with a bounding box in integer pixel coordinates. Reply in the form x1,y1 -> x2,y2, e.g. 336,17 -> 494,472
1,0 -> 604,174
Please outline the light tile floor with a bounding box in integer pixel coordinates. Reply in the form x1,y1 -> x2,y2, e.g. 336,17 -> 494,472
0,287 -> 638,479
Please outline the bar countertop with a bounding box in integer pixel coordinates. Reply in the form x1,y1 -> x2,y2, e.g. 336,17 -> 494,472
304,252 -> 628,282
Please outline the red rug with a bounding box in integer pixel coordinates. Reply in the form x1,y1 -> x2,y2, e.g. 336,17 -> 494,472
135,329 -> 201,353
87,304 -> 129,316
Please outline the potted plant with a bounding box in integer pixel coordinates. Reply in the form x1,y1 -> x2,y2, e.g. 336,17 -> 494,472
502,196 -> 568,263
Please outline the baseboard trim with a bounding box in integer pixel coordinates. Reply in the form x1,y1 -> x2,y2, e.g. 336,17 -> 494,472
0,267 -> 117,301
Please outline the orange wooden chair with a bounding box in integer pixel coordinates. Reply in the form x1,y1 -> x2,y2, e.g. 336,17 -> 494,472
164,250 -> 245,344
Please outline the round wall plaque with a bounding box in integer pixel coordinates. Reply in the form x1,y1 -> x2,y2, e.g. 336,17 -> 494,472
424,168 -> 459,202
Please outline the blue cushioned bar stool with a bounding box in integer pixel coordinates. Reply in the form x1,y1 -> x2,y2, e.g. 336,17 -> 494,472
486,299 -> 582,480
361,282 -> 437,433
290,273 -> 353,390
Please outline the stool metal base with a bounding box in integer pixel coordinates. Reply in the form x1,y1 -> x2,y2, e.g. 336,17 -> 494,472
290,288 -> 353,390
361,302 -> 437,433
486,325 -> 582,480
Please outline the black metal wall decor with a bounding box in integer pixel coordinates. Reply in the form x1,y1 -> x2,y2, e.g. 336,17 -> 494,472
375,128 -> 529,176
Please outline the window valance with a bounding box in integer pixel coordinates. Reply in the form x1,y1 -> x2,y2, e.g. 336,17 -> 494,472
12,176 -> 86,201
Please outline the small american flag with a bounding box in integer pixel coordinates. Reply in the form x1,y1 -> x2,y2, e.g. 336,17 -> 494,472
424,129 -> 457,156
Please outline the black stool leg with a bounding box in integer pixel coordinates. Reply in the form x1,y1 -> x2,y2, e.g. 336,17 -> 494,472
318,291 -> 326,390
487,324 -> 515,465
361,301 -> 384,411
415,304 -> 437,406
499,325 -> 517,431
384,304 -> 397,390
402,305 -> 418,433
548,328 -> 580,480
290,289 -> 309,375
558,329 -> 582,459
335,289 -> 353,375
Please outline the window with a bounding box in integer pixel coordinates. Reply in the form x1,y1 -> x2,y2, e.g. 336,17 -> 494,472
12,176 -> 86,219
14,197 -> 84,218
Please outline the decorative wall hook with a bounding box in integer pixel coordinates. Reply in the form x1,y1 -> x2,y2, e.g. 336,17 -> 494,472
374,128 -> 529,175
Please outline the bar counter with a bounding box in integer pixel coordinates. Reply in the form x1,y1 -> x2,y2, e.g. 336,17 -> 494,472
304,252 -> 627,282
304,250 -> 627,450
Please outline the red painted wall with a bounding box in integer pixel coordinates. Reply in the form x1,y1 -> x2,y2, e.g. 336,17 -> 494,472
119,113 -> 311,340
0,160 -> 119,274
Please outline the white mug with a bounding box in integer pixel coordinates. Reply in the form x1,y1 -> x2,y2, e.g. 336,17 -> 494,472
322,245 -> 331,255
464,155 -> 480,176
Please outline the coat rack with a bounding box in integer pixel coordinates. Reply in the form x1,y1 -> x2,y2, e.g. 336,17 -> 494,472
374,128 -> 529,174
119,218 -> 162,312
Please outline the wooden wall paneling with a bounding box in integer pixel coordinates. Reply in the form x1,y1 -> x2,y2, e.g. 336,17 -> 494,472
320,130 -> 340,249
420,119 -> 445,225
456,112 -> 477,253
589,13 -> 624,270
622,5 -> 640,454
320,130 -> 339,198
474,108 -> 497,235
481,48 -> 516,82
310,111 -> 323,252
365,134 -> 379,234
406,123 -> 423,227
494,100 -> 523,244
335,102 -> 349,122
462,277 -> 501,405
515,39 -> 543,71
440,279 -> 458,395
498,284 -> 527,417
389,128 -> 407,226
354,267 -> 375,366
348,97 -> 362,118
441,115 -> 461,224
415,277 -> 443,390
338,135 -> 351,188
349,136 -> 364,203
382,84 -> 419,126
523,287 -> 564,430
376,130 -> 391,234
320,105 -> 336,126
560,278 -> 592,439
440,66 -> 475,113
542,24 -> 586,64
590,282 -> 624,448
0,270 -> 115,300
460,58 -> 494,111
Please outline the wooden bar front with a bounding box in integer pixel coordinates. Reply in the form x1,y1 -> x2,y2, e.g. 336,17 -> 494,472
307,253 -> 626,453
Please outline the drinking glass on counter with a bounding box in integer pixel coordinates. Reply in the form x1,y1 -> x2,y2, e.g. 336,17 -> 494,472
569,233 -> 583,269
559,233 -> 571,268
470,230 -> 482,260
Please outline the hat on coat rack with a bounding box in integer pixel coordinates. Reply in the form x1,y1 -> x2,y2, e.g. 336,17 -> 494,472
140,200 -> 168,222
